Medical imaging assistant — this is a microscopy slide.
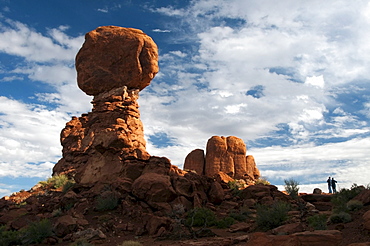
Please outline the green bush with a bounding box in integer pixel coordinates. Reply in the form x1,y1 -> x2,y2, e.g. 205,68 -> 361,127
20,219 -> 53,244
185,207 -> 216,228
228,210 -> 249,222
284,178 -> 300,199
215,217 -> 235,229
256,201 -> 291,231
95,192 -> 119,211
120,240 -> 143,246
255,177 -> 270,185
346,200 -> 363,211
228,180 -> 243,196
330,212 -> 352,224
62,180 -> 76,193
331,184 -> 364,213
0,226 -> 21,246
307,214 -> 327,230
39,174 -> 74,191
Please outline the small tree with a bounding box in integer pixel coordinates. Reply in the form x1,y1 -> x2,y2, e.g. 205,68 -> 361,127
284,178 -> 300,199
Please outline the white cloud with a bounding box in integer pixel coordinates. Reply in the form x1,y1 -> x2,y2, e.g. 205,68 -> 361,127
97,4 -> 121,13
0,18 -> 91,184
97,8 -> 109,13
0,96 -> 68,178
0,75 -> 23,82
305,75 -> 325,88
0,19 -> 83,62
251,136 -> 370,192
152,29 -> 171,33
140,0 -> 370,190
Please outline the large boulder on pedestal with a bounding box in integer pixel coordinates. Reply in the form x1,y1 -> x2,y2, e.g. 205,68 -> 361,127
76,26 -> 158,95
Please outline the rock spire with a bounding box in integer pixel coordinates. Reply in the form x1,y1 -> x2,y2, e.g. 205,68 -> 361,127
184,136 -> 260,183
53,26 -> 158,183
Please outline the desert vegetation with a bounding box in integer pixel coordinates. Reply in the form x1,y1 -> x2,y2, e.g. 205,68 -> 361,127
284,178 -> 300,199
256,201 -> 291,231
39,174 -> 75,193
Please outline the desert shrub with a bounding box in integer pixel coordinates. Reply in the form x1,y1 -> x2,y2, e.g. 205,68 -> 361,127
347,200 -> 363,211
332,184 -> 364,213
307,214 -> 327,230
95,192 -> 119,211
48,174 -> 69,188
20,218 -> 53,244
228,209 -> 249,222
0,226 -> 21,246
120,240 -> 143,246
39,174 -> 74,191
255,177 -> 270,185
228,180 -> 243,196
284,178 -> 300,199
330,212 -> 352,224
256,201 -> 291,231
51,208 -> 63,217
185,207 -> 216,228
215,217 -> 235,229
62,179 -> 76,193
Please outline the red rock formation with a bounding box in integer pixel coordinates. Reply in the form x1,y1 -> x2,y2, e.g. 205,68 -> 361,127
183,149 -> 205,175
76,26 -> 158,95
185,135 -> 260,182
246,155 -> 261,180
53,26 -> 157,183
53,86 -> 149,183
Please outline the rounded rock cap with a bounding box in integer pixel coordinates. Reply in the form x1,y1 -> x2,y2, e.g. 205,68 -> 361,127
75,26 -> 159,96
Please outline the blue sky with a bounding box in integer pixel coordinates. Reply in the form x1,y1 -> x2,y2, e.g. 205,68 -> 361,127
1,0 -> 370,197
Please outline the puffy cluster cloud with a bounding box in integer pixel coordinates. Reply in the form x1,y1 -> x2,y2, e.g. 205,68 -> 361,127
142,0 -> 370,191
0,18 -> 90,184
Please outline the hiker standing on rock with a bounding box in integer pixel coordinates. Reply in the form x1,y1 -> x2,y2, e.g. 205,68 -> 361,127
327,177 -> 332,193
331,177 -> 338,193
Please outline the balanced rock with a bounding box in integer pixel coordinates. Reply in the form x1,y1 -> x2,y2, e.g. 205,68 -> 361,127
76,26 -> 158,96
53,26 -> 158,183
184,136 -> 260,182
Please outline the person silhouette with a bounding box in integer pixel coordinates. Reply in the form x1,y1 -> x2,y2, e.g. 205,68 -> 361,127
327,177 -> 332,193
331,177 -> 338,193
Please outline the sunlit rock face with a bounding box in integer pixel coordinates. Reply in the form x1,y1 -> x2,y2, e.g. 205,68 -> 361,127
53,26 -> 158,183
184,136 -> 260,183
76,26 -> 158,96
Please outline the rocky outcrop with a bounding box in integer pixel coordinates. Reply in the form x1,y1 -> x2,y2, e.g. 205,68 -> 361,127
184,136 -> 260,182
54,87 -> 150,183
300,193 -> 332,211
364,210 -> 370,231
183,149 -> 205,175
